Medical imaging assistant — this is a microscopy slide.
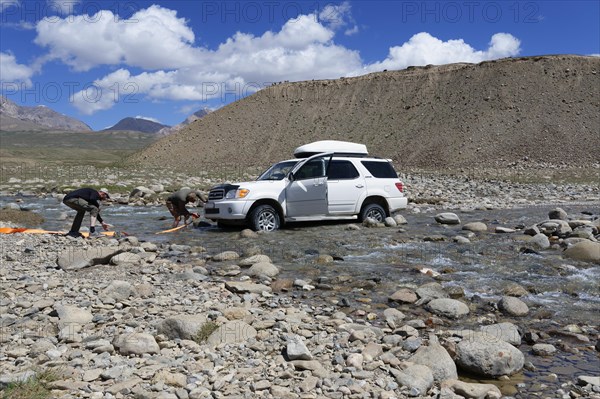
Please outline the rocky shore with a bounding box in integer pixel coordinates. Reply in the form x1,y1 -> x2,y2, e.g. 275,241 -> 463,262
1,194 -> 599,398
1,168 -> 600,398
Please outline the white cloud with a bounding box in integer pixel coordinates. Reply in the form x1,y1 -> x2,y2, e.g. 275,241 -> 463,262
35,4 -> 521,115
35,5 -> 200,71
47,0 -> 81,15
0,52 -> 34,86
319,1 -> 358,35
361,32 -> 521,73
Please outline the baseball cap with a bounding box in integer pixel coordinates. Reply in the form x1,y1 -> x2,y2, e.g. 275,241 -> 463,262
99,188 -> 110,199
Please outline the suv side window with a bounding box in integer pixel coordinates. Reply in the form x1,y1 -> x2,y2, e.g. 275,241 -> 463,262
361,161 -> 398,178
328,160 -> 359,180
294,158 -> 327,180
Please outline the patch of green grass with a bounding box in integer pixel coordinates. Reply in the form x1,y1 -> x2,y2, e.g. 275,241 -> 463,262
194,321 -> 219,343
1,369 -> 60,399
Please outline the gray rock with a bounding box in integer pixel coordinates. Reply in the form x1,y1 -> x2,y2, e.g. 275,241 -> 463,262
238,254 -> 271,267
384,217 -> 397,227
495,226 -> 516,233
101,280 -> 135,301
498,296 -> 529,316
57,247 -> 123,270
113,333 -> 159,356
389,288 -> 418,303
441,379 -> 502,399
530,233 -> 550,249
383,308 -> 406,328
532,343 -> 556,356
426,298 -> 469,319
435,212 -> 461,225
548,207 -> 568,221
455,332 -> 524,377
563,241 -> 600,263
286,335 -> 312,360
110,252 -> 142,265
225,281 -> 272,294
394,214 -> 408,225
577,376 -> 600,387
212,251 -> 240,261
54,304 -> 93,325
409,338 -> 458,382
391,364 -> 434,397
415,282 -> 448,304
462,222 -> 487,232
481,322 -> 521,346
156,314 -> 208,340
248,262 -> 280,277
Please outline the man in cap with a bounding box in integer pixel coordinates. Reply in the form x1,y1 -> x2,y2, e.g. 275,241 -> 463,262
166,188 -> 208,228
62,187 -> 110,238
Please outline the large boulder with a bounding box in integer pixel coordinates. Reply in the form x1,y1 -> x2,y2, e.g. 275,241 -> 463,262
409,338 -> 458,382
435,213 -> 461,225
455,332 -> 524,377
113,333 -> 159,356
426,298 -> 469,319
57,247 -> 123,270
563,241 -> 600,264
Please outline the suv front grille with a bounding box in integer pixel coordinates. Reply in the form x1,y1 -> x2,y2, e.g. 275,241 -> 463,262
209,189 -> 225,200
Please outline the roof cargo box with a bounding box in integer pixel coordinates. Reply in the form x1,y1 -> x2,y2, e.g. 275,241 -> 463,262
294,140 -> 369,158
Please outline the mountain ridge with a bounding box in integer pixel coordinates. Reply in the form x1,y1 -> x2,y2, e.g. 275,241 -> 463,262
103,117 -> 169,134
128,55 -> 600,171
0,96 -> 92,132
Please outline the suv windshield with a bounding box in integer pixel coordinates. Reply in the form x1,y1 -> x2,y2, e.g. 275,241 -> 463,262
257,160 -> 298,181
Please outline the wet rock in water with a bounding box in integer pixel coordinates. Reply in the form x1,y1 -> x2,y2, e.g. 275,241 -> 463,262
394,214 -> 408,224
462,222 -> 488,232
384,217 -> 397,227
317,254 -> 334,264
248,262 -> 280,278
363,217 -> 383,228
481,322 -> 521,346
113,333 -> 159,356
415,282 -> 449,305
129,186 -> 154,199
239,254 -> 271,266
577,376 -> 600,387
563,241 -> 600,263
435,212 -> 461,225
498,296 -> 529,316
239,228 -> 258,239
212,250 -> 240,261
532,343 -> 557,356
548,207 -> 568,221
455,332 -> 524,377
426,298 -> 470,319
453,235 -> 471,244
503,282 -> 529,297
441,379 -> 502,399
495,226 -> 516,233
530,233 -> 550,249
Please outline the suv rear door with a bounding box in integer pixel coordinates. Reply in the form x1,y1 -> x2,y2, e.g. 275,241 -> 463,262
286,154 -> 331,217
326,159 -> 366,214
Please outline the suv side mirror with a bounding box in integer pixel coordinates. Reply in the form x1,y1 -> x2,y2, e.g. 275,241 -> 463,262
287,172 -> 294,181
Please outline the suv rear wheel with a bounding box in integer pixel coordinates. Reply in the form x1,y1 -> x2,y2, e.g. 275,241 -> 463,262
360,203 -> 386,222
249,205 -> 281,231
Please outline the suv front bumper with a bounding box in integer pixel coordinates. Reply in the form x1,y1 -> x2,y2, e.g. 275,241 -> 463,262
204,200 -> 252,221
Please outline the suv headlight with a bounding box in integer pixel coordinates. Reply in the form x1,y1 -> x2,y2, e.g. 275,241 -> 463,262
225,188 -> 250,199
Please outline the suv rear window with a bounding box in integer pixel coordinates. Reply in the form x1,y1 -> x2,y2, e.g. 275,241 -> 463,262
327,160 -> 359,180
361,161 -> 398,178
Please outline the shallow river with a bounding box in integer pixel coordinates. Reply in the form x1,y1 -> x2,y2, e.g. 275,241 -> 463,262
11,196 -> 600,395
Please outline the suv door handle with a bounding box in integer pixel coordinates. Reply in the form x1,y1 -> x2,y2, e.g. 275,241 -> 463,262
356,184 -> 364,188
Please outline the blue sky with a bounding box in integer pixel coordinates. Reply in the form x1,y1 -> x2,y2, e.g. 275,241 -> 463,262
1,0 -> 599,130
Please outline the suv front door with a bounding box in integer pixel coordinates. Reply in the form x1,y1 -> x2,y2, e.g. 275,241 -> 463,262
286,154 -> 331,217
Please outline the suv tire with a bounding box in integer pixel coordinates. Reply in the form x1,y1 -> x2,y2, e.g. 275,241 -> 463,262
249,204 -> 281,231
360,203 -> 386,223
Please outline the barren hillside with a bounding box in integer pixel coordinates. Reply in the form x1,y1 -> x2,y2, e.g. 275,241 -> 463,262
129,55 -> 600,171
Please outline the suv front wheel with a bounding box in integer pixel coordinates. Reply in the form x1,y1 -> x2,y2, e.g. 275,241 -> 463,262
249,204 -> 281,231
360,203 -> 386,222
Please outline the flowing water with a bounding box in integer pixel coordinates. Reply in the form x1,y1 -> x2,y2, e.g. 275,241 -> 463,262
7,196 -> 600,396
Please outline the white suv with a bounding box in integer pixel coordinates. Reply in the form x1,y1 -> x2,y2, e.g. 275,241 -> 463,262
205,141 -> 408,231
